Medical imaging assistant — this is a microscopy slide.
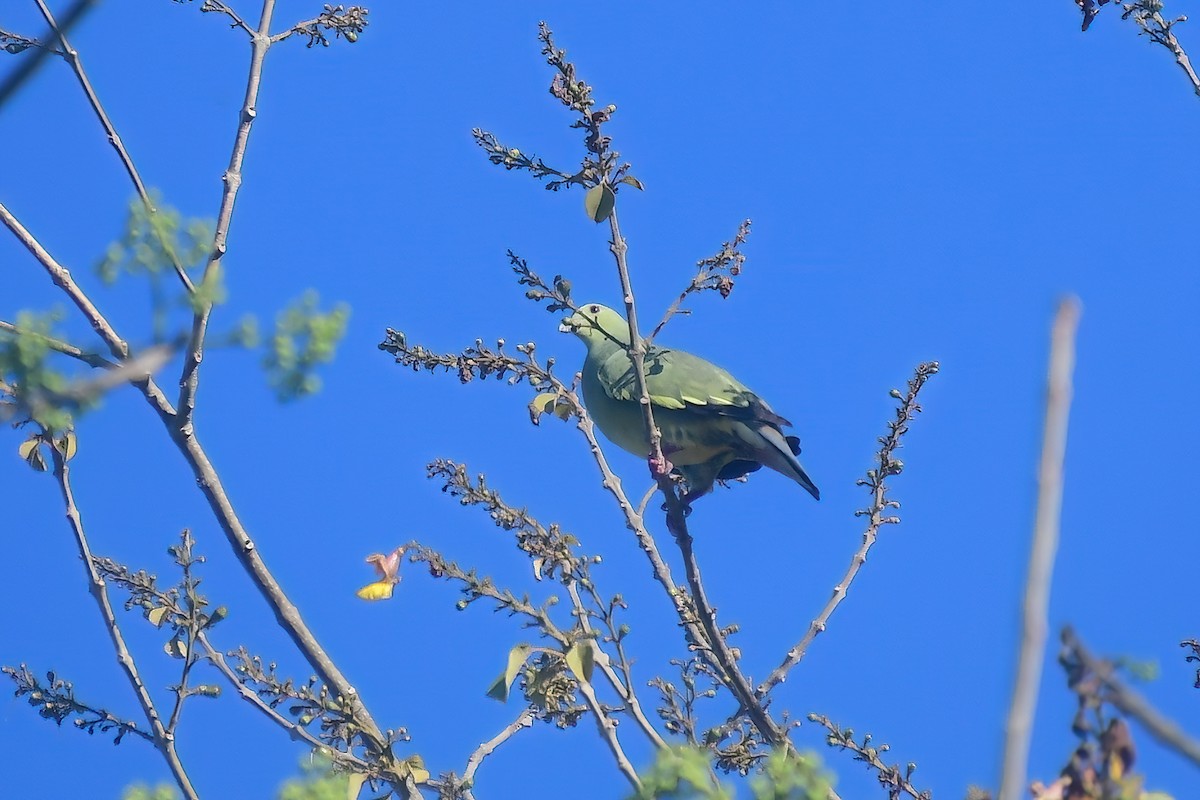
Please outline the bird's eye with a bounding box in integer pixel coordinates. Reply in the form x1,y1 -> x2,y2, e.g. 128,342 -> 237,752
589,305 -> 600,313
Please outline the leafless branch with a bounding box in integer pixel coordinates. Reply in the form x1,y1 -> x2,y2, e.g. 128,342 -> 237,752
811,714 -> 931,800
0,0 -> 94,109
4,113 -> 392,786
33,0 -> 194,294
998,297 -> 1082,800
195,1 -> 256,37
1077,1 -> 1200,95
460,708 -> 536,794
1,201 -> 130,361
178,0 -> 277,424
0,319 -> 115,369
757,361 -> 939,699
47,441 -> 198,799
648,220 -> 751,342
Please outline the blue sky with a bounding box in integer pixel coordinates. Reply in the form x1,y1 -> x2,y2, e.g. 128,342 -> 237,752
3,2 -> 1200,798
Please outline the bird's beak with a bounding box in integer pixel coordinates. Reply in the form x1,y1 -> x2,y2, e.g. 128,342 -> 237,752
559,312 -> 581,334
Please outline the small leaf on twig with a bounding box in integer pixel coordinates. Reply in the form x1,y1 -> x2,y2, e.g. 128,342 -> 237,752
55,431 -> 77,461
528,392 -> 573,424
619,174 -> 645,191
564,640 -> 595,684
18,437 -> 47,472
584,183 -> 615,223
487,643 -> 534,702
147,606 -> 171,628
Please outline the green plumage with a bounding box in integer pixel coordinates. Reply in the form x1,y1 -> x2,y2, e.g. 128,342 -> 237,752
561,303 -> 819,503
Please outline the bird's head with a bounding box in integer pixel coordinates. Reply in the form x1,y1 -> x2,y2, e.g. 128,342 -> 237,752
559,303 -> 631,348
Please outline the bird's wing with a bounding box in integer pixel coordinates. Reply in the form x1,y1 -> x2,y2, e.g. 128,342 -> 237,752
594,345 -> 792,427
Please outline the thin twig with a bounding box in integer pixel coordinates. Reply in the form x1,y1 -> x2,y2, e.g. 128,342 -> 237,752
49,443 -> 198,800
1127,2 -> 1200,96
605,205 -> 787,748
1062,626 -> 1200,769
567,581 -> 667,749
34,0 -> 194,294
177,0 -> 276,425
5,152 -> 394,784
575,668 -> 642,789
461,709 -> 535,791
1,201 -> 129,361
757,362 -> 939,699
195,632 -> 373,771
199,1 -> 256,37
0,0 -> 95,110
0,319 -> 116,369
998,297 -> 1082,800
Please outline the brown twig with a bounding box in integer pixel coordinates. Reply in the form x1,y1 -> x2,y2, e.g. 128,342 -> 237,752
757,361 -> 939,699
34,0 -> 194,295
998,297 -> 1081,800
48,442 -> 198,800
1062,627 -> 1200,768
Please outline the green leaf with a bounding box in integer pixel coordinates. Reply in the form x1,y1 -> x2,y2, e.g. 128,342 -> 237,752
400,755 -> 430,784
163,638 -> 188,659
619,174 -> 645,191
486,643 -> 533,702
564,640 -> 595,684
147,606 -> 171,628
584,183 -> 615,223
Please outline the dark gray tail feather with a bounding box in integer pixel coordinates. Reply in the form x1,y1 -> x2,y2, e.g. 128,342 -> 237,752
757,425 -> 820,500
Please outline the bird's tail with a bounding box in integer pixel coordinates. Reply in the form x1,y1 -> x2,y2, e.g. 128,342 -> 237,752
750,424 -> 821,501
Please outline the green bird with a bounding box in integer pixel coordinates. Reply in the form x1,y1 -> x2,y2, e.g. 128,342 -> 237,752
560,303 -> 819,503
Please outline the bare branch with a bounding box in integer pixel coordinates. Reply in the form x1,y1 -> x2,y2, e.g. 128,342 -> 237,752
1123,2 -> 1200,95
47,441 -> 198,799
0,319 -> 115,369
758,361 -> 939,699
177,0 -> 276,425
0,0 -> 94,109
648,220 -> 751,342
1,201 -> 129,360
460,709 -> 536,791
195,1 -> 256,37
997,297 -> 1081,800
33,0 -> 194,294
811,714 -> 930,800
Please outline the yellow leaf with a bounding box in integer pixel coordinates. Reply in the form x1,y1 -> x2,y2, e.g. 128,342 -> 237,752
147,606 -> 171,627
18,438 -> 40,461
356,581 -> 395,601
345,772 -> 367,800
57,431 -> 77,461
400,755 -> 430,784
